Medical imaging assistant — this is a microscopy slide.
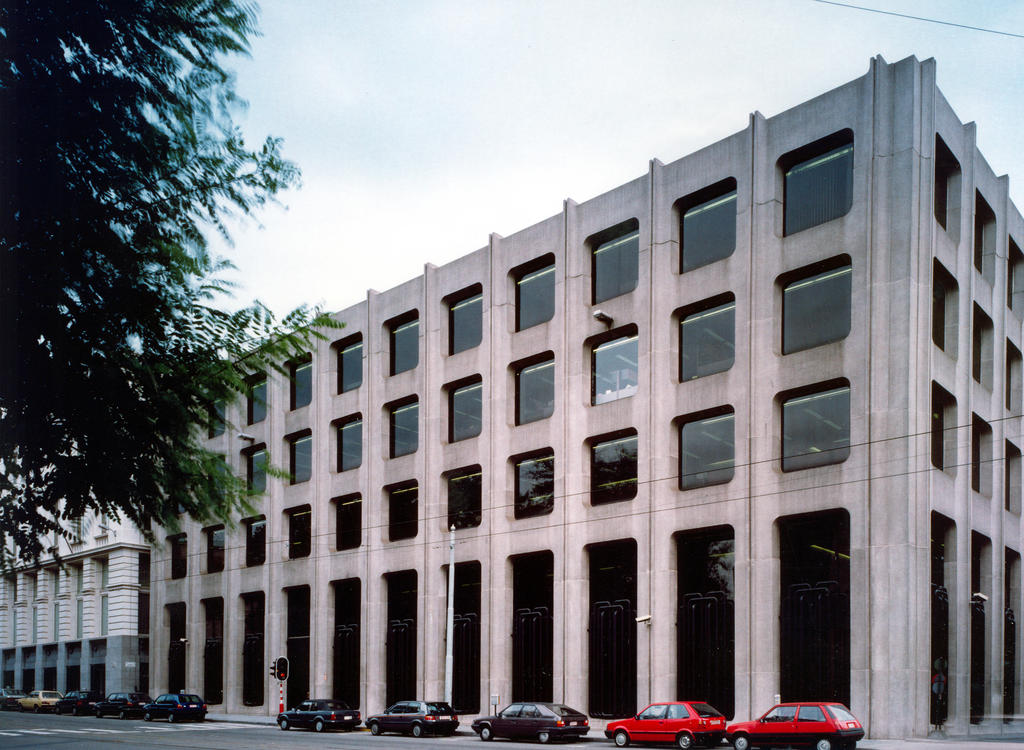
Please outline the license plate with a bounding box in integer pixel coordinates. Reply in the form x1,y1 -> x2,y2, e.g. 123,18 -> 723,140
344,715 -> 352,720
570,721 -> 578,726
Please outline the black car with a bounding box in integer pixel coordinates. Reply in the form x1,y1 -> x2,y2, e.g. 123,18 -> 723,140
55,690 -> 104,715
0,689 -> 26,710
472,702 -> 590,743
143,693 -> 208,723
277,698 -> 361,732
365,700 -> 459,737
94,692 -> 152,719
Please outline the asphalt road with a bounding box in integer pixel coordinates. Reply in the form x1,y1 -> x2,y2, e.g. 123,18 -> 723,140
4,710 -> 1024,750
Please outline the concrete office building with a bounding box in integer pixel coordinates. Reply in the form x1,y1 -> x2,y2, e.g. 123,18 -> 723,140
1,514 -> 152,696
149,56 -> 1024,739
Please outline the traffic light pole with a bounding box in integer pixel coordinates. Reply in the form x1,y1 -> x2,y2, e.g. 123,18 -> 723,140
279,680 -> 284,714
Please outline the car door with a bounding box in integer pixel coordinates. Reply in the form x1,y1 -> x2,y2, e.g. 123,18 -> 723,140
634,703 -> 669,742
494,703 -> 523,738
383,702 -> 406,733
295,700 -> 315,727
519,704 -> 545,739
795,704 -> 829,746
761,705 -> 798,746
663,703 -> 693,742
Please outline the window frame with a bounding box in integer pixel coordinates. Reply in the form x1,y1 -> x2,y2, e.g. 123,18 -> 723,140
780,129 -> 854,236
335,414 -> 363,472
676,177 -> 738,273
387,482 -> 419,542
388,397 -> 419,458
286,504 -> 312,560
245,516 -> 267,567
780,256 -> 852,355
288,430 -> 313,484
514,353 -> 555,426
677,407 -> 736,490
388,312 -> 420,376
780,381 -> 851,472
590,328 -> 639,406
246,375 -> 267,425
590,430 -> 639,505
513,449 -> 555,519
205,525 -> 225,574
448,377 -> 483,443
513,255 -> 556,331
334,493 -> 362,551
446,466 -> 482,530
446,284 -> 483,356
589,219 -> 640,304
678,293 -> 736,381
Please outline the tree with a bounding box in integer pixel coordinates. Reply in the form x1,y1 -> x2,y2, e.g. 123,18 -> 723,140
0,1 -> 335,565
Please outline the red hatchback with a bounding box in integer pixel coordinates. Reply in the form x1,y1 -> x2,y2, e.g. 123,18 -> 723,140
726,702 -> 863,750
605,701 -> 726,749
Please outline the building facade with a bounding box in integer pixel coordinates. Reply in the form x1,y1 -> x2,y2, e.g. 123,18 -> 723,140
149,56 -> 1024,739
1,514 -> 151,696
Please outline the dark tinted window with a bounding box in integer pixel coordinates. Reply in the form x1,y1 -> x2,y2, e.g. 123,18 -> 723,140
825,705 -> 857,722
287,505 -> 311,559
593,225 -> 639,303
680,181 -> 737,272
390,317 -> 419,375
338,417 -> 362,471
447,468 -> 482,530
782,263 -> 852,354
290,358 -> 312,410
680,297 -> 735,380
516,357 -> 554,425
516,261 -> 555,331
170,535 -> 187,579
450,380 -> 482,442
690,703 -> 721,718
591,432 -> 638,504
389,399 -> 418,458
247,448 -> 267,493
549,705 -> 579,716
246,517 -> 266,567
335,494 -> 362,551
247,377 -> 267,425
515,452 -> 554,519
289,433 -> 312,484
782,385 -> 851,471
593,334 -> 638,405
449,290 -> 483,355
680,410 -> 735,489
388,484 -> 418,541
427,702 -> 454,714
338,339 -> 363,393
783,136 -> 854,235
206,526 -> 225,573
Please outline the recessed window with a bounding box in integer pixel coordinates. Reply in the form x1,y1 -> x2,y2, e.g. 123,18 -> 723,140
514,450 -> 554,519
974,191 -> 996,284
782,131 -> 854,236
781,383 -> 850,472
931,382 -> 957,474
1009,238 -> 1024,314
934,134 -> 962,236
515,355 -> 554,425
973,304 -> 993,389
680,294 -> 735,381
972,415 -> 992,496
334,494 -> 362,551
1006,442 -> 1021,514
447,467 -> 482,530
591,220 -> 639,304
245,516 -> 266,567
169,535 -> 187,579
514,256 -> 555,331
448,286 -> 483,355
287,505 -> 312,559
678,178 -> 737,272
679,408 -> 735,490
205,526 -> 225,574
388,398 -> 419,458
289,432 -> 312,484
336,415 -> 362,472
246,447 -> 267,493
336,336 -> 363,394
247,376 -> 267,425
388,482 -> 418,541
782,259 -> 852,354
591,431 -> 638,505
290,356 -> 312,410
207,401 -> 225,438
1007,341 -> 1022,413
592,332 -> 638,405
449,379 -> 482,442
389,314 -> 419,375
932,260 -> 959,357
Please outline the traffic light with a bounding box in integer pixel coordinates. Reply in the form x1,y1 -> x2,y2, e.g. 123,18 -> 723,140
275,656 -> 289,681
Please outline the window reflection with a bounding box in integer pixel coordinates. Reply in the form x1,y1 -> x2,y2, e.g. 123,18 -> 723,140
516,262 -> 555,331
783,264 -> 851,354
593,335 -> 638,405
681,299 -> 735,380
781,386 -> 850,471
680,411 -> 735,489
390,400 -> 418,458
516,358 -> 554,425
450,381 -> 482,442
681,185 -> 736,272
449,292 -> 482,355
390,317 -> 419,375
447,469 -> 482,529
515,452 -> 554,519
784,139 -> 853,235
593,227 -> 639,303
591,433 -> 638,504
338,417 -> 362,471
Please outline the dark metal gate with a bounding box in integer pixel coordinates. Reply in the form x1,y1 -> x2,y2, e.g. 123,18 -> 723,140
678,591 -> 734,717
780,581 -> 849,703
453,613 -> 480,712
386,618 -> 416,706
512,606 -> 553,701
588,599 -> 636,718
930,584 -> 949,726
242,633 -> 264,706
204,638 -> 223,704
167,640 -> 185,694
971,595 -> 986,724
1005,607 -> 1016,723
333,623 -> 360,708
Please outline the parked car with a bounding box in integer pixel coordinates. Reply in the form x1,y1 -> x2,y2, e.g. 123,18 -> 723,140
142,693 -> 208,723
471,702 -> 590,743
0,689 -> 27,710
18,690 -> 63,712
277,698 -> 361,732
605,701 -> 725,749
726,702 -> 864,750
55,690 -> 104,715
94,692 -> 152,719
365,700 -> 459,737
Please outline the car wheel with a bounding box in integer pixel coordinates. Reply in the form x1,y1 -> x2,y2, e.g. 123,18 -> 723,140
119,710 -> 127,720
815,740 -> 832,750
412,723 -> 424,738
72,707 -> 79,716
613,730 -> 630,747
675,733 -> 693,750
146,711 -> 154,722
538,730 -> 551,744
279,717 -> 290,731
480,725 -> 494,741
732,734 -> 751,750
314,718 -> 326,733
168,712 -> 177,724
369,721 -> 381,735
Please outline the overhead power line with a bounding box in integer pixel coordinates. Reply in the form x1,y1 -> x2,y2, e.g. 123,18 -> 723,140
813,0 -> 1024,39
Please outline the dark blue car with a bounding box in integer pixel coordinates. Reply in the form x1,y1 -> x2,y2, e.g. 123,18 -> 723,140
142,693 -> 207,723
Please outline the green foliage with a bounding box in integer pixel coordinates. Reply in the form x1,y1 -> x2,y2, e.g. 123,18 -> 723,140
0,1 -> 337,565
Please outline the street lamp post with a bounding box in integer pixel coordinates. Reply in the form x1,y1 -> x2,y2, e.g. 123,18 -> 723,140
444,524 -> 455,705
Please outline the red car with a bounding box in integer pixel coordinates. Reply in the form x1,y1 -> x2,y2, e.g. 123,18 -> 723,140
726,702 -> 863,750
604,701 -> 726,749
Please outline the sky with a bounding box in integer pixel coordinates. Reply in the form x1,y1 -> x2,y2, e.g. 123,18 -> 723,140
212,0 -> 1024,318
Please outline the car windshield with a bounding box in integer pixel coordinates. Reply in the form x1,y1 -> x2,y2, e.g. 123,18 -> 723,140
690,703 -> 722,718
426,702 -> 454,714
825,705 -> 857,722
181,694 -> 202,702
548,705 -> 581,716
325,700 -> 350,710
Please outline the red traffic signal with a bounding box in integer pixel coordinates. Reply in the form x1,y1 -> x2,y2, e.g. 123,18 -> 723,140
275,656 -> 289,681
